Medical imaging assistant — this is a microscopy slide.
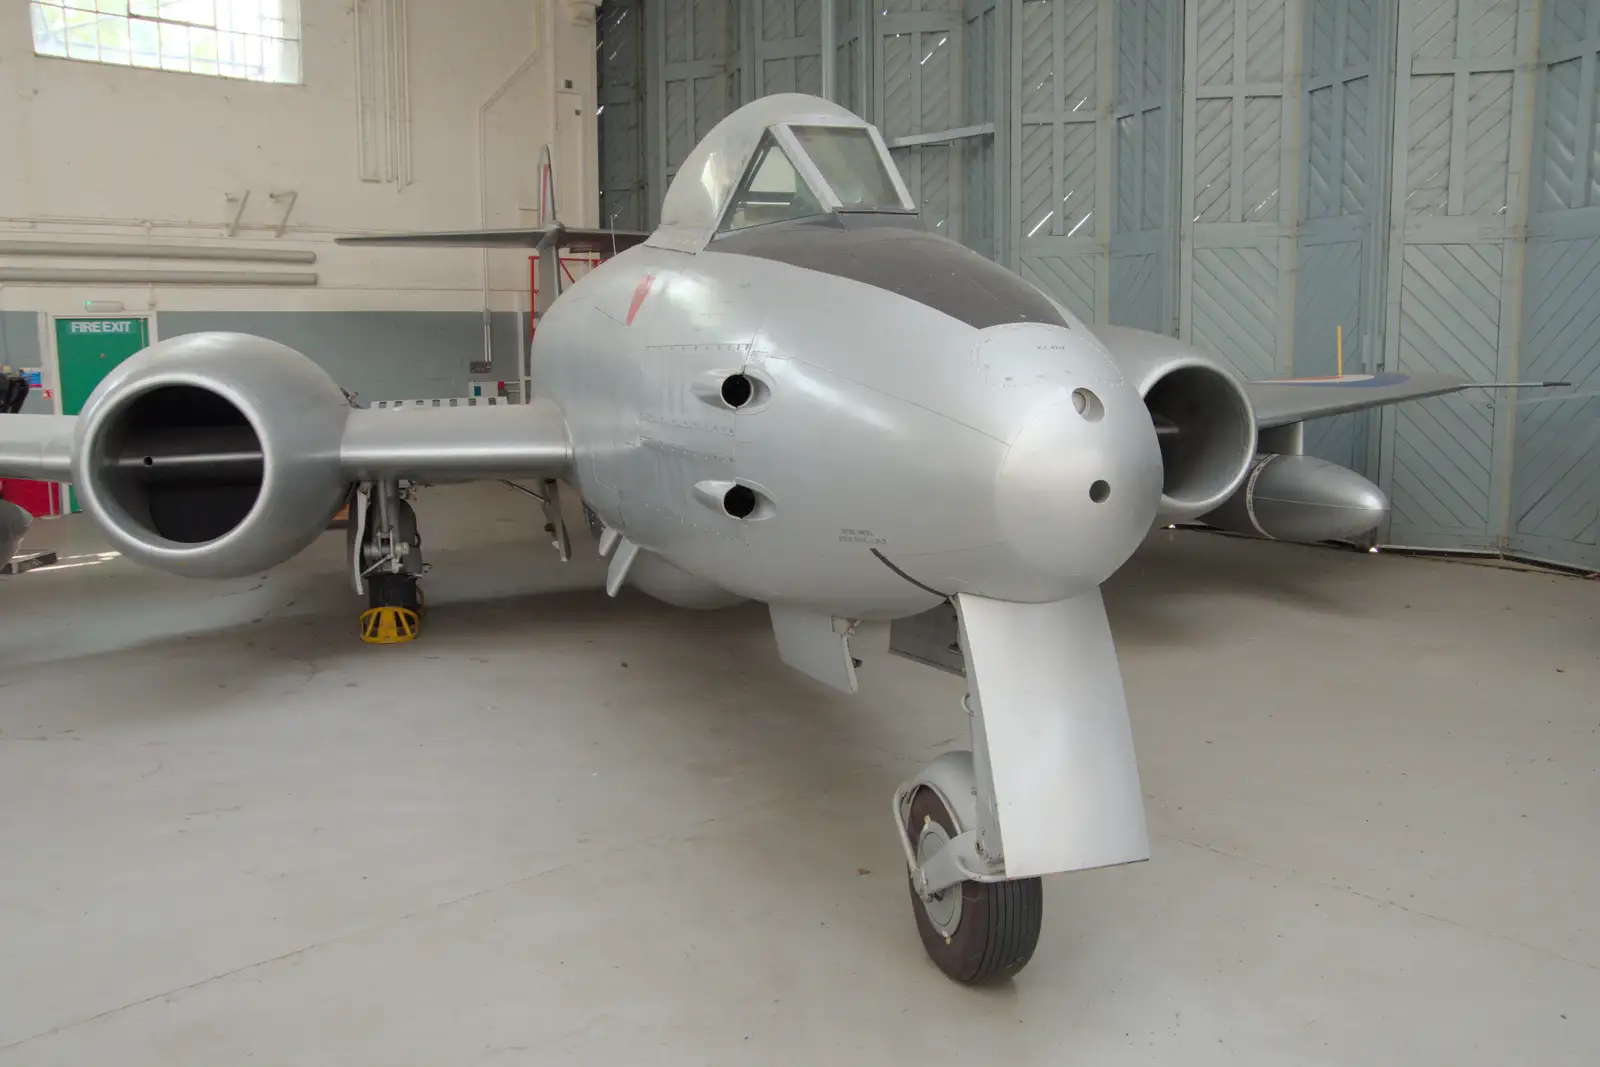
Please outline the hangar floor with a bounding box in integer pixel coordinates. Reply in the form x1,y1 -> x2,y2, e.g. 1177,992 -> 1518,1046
0,483 -> 1594,1066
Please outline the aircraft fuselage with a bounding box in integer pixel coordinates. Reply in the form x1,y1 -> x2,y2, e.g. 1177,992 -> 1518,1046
533,223 -> 1166,620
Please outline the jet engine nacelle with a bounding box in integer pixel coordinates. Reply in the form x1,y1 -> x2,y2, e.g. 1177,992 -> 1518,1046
1093,325 -> 1257,524
71,333 -> 353,579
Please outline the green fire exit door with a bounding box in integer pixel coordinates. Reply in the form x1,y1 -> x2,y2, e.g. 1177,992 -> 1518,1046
55,316 -> 151,512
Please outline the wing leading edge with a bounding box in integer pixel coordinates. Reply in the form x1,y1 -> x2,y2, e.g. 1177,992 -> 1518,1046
0,414 -> 75,481
1092,324 -> 1478,430
0,402 -> 571,486
1245,371 -> 1469,429
338,400 -> 571,482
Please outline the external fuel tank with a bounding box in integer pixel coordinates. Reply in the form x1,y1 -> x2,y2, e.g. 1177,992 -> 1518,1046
1200,452 -> 1389,543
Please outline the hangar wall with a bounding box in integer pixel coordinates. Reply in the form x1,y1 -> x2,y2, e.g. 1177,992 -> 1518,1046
1375,0 -> 1538,554
607,0 -> 1598,569
1510,1 -> 1600,565
0,0 -> 600,402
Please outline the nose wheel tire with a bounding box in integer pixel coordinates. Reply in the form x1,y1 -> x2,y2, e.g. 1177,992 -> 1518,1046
905,786 -> 1043,984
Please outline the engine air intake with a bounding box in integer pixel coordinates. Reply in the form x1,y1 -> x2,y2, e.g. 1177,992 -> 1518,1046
1142,364 -> 1255,520
98,385 -> 264,545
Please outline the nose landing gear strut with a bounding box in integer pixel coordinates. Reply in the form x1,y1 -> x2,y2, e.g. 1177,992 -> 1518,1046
890,591 -> 1150,983
351,480 -> 426,644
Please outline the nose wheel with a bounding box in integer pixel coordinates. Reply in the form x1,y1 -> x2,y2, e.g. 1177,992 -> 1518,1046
889,590 -> 1150,985
903,784 -> 1043,984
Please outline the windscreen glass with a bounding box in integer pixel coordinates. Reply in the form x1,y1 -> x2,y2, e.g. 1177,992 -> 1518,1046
719,133 -> 827,231
788,125 -> 905,211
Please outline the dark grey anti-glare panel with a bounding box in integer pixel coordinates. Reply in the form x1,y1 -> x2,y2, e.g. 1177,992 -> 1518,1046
713,219 -> 1068,328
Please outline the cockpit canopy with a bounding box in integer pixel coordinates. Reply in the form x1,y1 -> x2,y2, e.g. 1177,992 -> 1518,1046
651,94 -> 916,252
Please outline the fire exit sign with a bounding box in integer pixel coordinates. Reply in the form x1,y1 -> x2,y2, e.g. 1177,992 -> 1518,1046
66,320 -> 139,335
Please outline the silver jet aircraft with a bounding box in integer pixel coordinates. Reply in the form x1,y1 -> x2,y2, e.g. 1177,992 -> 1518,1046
0,95 -> 1482,984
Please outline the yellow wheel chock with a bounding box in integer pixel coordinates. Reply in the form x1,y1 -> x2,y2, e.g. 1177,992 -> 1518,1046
360,605 -> 420,644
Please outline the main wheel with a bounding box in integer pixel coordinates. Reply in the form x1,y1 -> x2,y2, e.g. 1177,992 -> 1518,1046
905,786 -> 1043,984
360,574 -> 424,644
367,573 -> 422,613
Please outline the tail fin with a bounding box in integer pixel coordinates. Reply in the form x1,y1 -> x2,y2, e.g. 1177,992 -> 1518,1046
335,143 -> 646,253
335,222 -> 648,316
336,143 -> 650,314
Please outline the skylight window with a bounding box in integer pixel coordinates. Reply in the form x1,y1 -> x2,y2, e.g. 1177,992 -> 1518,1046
30,1 -> 302,85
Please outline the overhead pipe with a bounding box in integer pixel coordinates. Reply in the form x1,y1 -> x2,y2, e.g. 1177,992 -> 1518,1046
389,0 -> 413,188
0,268 -> 318,286
0,240 -> 316,263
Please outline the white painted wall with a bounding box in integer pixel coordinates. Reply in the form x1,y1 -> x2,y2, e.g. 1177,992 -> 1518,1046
0,0 -> 601,314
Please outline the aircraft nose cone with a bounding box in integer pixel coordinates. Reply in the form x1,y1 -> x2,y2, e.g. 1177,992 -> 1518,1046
996,381 -> 1164,594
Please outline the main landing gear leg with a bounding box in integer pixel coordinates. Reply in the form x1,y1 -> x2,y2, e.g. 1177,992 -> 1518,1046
893,590 -> 1150,984
353,480 -> 427,644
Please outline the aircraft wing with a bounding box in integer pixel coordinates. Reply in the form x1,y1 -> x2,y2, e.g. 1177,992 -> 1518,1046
336,225 -> 649,255
1245,372 -> 1469,429
0,414 -> 76,481
0,400 -> 572,485
337,400 -> 572,482
1092,326 -> 1480,430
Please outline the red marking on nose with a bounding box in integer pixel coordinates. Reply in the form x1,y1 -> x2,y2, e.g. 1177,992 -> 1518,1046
626,274 -> 655,325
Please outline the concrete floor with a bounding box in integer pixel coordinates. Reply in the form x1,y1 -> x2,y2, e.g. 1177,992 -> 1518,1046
0,483 -> 1595,1066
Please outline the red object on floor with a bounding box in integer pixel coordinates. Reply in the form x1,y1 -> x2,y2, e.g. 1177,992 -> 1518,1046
0,479 -> 61,517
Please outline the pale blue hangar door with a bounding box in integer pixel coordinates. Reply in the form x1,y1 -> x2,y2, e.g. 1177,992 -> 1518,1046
606,0 -> 1004,249
610,0 -> 1600,568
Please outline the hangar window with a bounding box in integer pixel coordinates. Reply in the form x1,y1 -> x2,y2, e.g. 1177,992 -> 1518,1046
30,1 -> 303,85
